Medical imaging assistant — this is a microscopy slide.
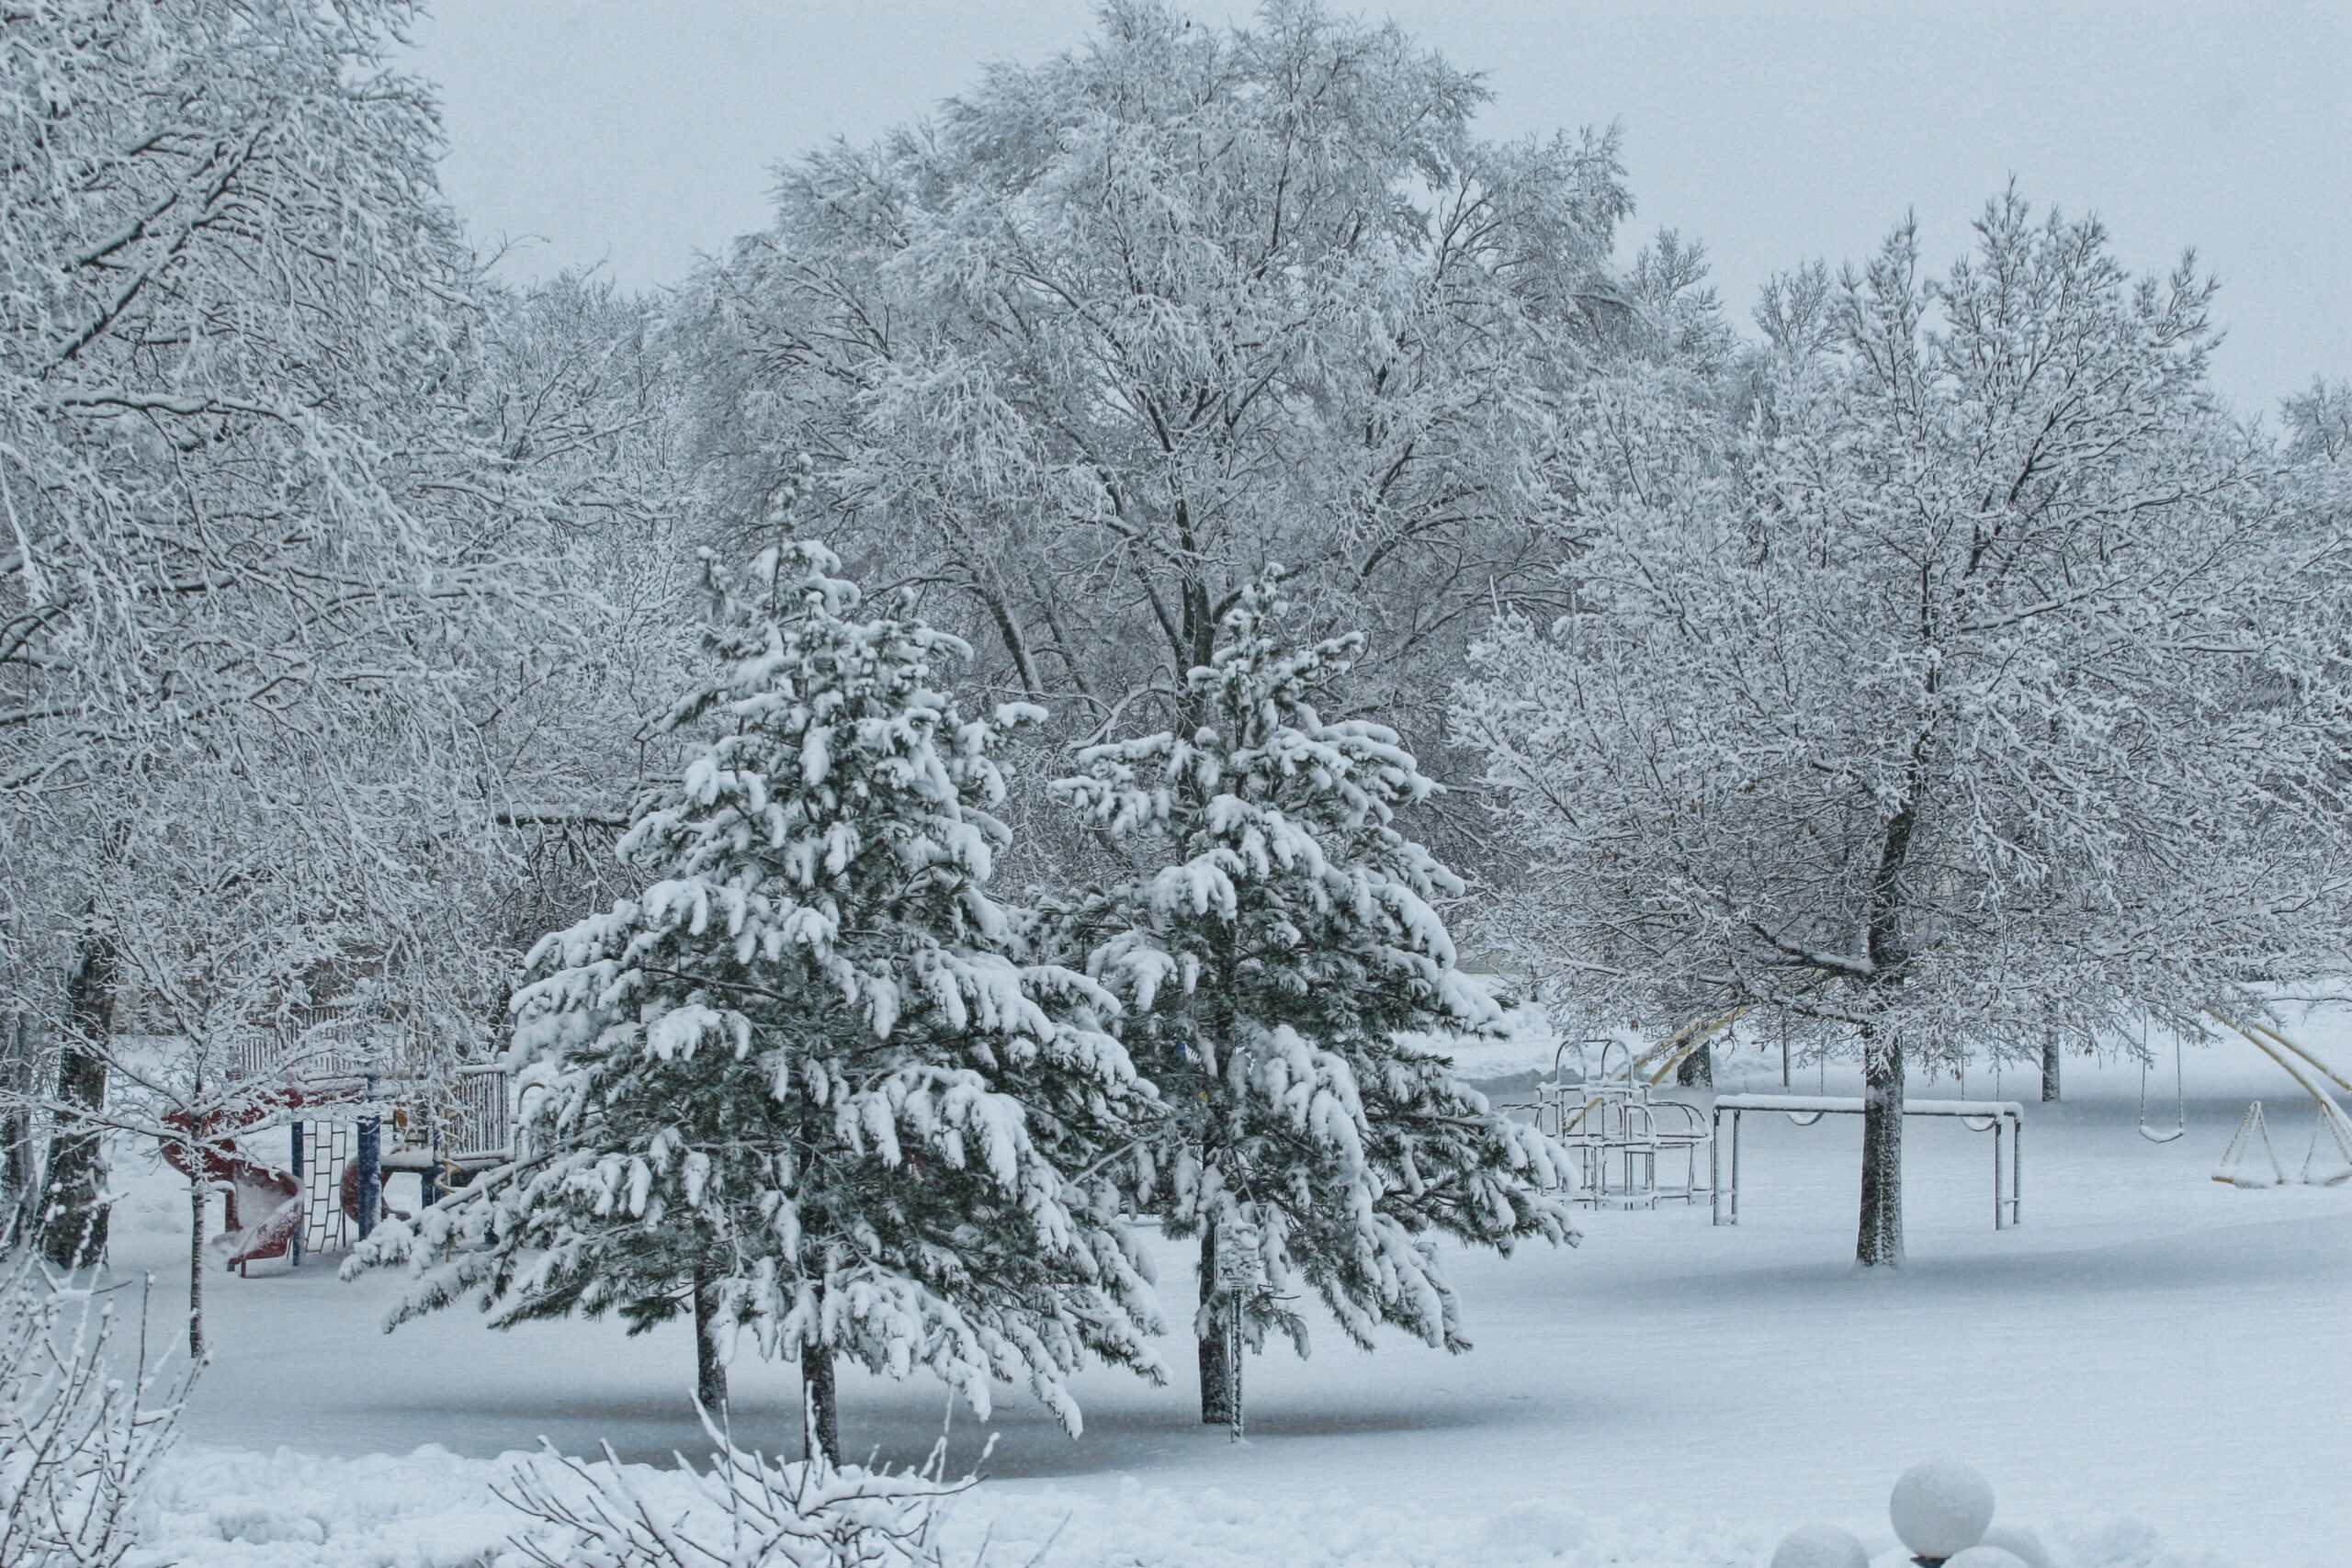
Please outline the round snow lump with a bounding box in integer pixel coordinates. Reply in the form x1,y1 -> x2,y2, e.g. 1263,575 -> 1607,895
1940,1549 -> 2028,1568
1977,1524 -> 2053,1568
1769,1521 -> 1870,1568
1889,1457 -> 1996,1561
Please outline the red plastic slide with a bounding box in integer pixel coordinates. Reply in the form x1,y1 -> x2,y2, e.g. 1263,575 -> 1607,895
161,1095 -> 410,1270
160,1110 -> 302,1269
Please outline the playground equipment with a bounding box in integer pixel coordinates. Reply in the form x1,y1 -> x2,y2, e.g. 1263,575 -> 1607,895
2214,1020 -> 2352,1174
2300,1106 -> 2352,1185
161,1105 -> 301,1271
2213,1101 -> 2286,1188
162,1006 -> 514,1271
2184,1018 -> 2352,1188
2137,1026 -> 2185,1144
2211,1095 -> 2351,1189
1531,1040 -> 1712,1208
1710,1094 -> 2023,1230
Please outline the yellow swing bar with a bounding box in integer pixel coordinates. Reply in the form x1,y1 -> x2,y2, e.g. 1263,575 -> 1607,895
2235,1020 -> 2352,1097
2211,1016 -> 2352,1156
1636,1006 -> 1751,1087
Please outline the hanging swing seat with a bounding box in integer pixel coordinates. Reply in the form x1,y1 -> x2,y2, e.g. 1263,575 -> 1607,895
2137,1033 -> 2185,1144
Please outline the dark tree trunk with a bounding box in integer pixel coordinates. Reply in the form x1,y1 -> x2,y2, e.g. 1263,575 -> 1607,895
41,937 -> 117,1268
693,1264 -> 727,1413
1857,1029 -> 1905,1268
1196,1224 -> 1239,1427
1857,719 -> 1925,1272
803,1338 -> 838,1465
0,1011 -> 36,1248
1677,1042 -> 1714,1088
2041,1037 -> 2062,1103
188,1167 -> 208,1360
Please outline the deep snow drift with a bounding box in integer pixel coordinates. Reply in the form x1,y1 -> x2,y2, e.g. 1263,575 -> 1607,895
97,1032 -> 2351,1568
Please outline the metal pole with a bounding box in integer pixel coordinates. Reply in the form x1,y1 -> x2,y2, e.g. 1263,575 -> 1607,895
1993,1120 -> 2004,1230
1729,1109 -> 1742,1225
1709,1106 -> 1723,1225
2012,1114 -> 2023,1225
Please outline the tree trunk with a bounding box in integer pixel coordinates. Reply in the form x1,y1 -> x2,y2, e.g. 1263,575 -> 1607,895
693,1264 -> 727,1414
188,1167 -> 208,1360
1857,1030 -> 1905,1268
1196,1224 -> 1239,1427
803,1338 -> 838,1465
1677,1042 -> 1714,1088
0,1011 -> 35,1249
2040,1037 -> 2062,1103
41,937 -> 117,1268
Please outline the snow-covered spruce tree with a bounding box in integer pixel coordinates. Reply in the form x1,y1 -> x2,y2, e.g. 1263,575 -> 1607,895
1459,195 -> 2352,1267
354,544 -> 1164,1461
1050,586 -> 1573,1429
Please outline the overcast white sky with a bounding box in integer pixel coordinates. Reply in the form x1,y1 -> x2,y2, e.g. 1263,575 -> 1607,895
406,2 -> 2348,417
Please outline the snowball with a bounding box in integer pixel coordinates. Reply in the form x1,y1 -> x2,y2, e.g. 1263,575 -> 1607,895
1479,1499 -> 1593,1557
1940,1549 -> 2027,1568
1889,1457 -> 1996,1561
1769,1521 -> 1870,1568
1977,1524 -> 2052,1568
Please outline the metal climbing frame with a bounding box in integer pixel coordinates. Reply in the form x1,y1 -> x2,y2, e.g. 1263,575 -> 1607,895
1708,1094 -> 2023,1230
1532,1041 -> 1713,1209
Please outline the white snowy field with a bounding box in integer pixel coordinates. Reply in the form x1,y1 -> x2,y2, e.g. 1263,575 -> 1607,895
97,1033 -> 2351,1568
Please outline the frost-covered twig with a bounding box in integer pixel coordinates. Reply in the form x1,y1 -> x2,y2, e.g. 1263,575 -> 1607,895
498,1405 -> 980,1568
0,1254 -> 190,1568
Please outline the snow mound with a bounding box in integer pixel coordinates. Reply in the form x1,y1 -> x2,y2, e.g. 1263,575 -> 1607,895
137,1446 -> 531,1568
1769,1521 -> 1869,1568
1980,1524 -> 2055,1568
129,1446 -> 2247,1568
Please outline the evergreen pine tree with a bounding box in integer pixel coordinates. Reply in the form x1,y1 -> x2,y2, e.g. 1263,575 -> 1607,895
356,544 -> 1165,1460
1049,585 -> 1574,1430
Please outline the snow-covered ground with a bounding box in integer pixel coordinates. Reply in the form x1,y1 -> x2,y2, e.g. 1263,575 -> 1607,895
100,1031 -> 2351,1568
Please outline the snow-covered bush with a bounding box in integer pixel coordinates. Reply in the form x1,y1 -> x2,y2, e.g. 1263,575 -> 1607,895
0,1255 -> 187,1568
500,1410 -> 973,1568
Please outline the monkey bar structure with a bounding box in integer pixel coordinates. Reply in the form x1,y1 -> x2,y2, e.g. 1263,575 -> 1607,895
1532,1041 -> 1713,1209
1709,1094 -> 2023,1230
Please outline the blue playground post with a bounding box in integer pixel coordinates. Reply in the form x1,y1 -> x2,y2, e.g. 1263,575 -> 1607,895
288,1121 -> 305,1267
356,1075 -> 382,1242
